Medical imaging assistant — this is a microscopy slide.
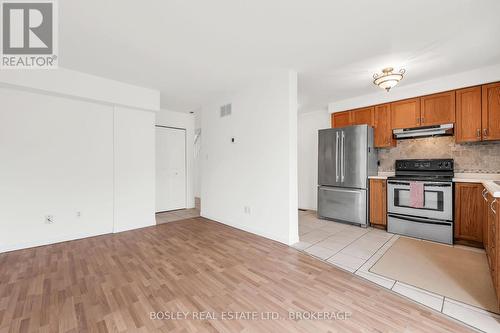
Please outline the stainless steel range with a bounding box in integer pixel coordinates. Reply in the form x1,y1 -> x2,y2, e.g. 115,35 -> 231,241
387,159 -> 454,244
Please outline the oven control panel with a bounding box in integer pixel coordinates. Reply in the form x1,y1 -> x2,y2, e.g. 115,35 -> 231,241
395,159 -> 454,171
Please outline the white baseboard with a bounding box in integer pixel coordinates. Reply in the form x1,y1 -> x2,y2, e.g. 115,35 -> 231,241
0,220 -> 155,254
1,216 -> 298,254
201,214 -> 297,246
0,229 -> 113,254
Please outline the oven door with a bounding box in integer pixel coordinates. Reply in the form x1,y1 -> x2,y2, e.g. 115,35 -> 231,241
387,180 -> 453,221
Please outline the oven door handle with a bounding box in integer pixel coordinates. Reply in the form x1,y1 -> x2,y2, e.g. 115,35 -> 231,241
387,181 -> 411,185
388,214 -> 452,226
387,181 -> 451,187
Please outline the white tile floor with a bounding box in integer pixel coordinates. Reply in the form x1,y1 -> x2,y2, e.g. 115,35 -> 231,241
295,210 -> 394,273
293,210 -> 500,333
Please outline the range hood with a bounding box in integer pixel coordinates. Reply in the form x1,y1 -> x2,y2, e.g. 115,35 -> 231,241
393,124 -> 454,139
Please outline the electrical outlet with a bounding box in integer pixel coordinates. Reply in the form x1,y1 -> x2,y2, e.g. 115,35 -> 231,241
76,211 -> 81,218
244,206 -> 251,215
45,215 -> 54,224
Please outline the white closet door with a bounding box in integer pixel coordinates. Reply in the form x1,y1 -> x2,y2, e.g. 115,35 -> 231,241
156,127 -> 186,212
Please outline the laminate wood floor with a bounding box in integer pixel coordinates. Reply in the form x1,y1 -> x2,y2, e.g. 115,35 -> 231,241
0,218 -> 473,333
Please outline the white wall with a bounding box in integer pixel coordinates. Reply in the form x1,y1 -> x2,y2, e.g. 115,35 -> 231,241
0,87 -> 115,252
156,109 -> 196,208
329,63 -> 500,113
114,106 -> 156,232
201,71 -> 299,245
298,110 -> 331,210
0,69 -> 158,253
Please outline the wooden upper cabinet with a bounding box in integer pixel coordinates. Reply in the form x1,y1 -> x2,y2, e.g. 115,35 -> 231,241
454,183 -> 484,245
420,91 -> 455,126
369,179 -> 387,227
374,104 -> 395,148
331,111 -> 351,128
391,98 -> 421,129
350,107 -> 374,126
330,82 -> 500,143
456,86 -> 482,143
482,82 -> 500,141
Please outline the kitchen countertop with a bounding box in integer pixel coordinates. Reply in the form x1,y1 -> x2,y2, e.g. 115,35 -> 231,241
369,172 -> 500,197
368,172 -> 394,180
453,173 -> 500,198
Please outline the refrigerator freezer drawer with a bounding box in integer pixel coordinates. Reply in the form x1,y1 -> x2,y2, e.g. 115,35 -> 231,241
318,186 -> 367,225
387,214 -> 453,245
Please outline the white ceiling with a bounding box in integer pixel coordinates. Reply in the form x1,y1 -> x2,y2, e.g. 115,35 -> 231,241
59,0 -> 500,113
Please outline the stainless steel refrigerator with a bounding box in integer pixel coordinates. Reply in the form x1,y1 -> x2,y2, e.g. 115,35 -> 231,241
318,125 -> 378,226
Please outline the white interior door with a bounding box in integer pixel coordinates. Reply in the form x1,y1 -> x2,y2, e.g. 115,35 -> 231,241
156,127 -> 186,212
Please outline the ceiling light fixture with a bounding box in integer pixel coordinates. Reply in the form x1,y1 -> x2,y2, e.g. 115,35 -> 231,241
373,67 -> 406,92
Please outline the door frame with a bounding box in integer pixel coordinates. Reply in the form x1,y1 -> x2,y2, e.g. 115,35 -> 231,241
155,125 -> 188,213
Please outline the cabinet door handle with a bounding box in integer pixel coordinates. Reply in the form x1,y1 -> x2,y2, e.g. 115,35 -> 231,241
482,188 -> 488,201
477,129 -> 481,138
416,118 -> 420,125
421,117 -> 425,124
491,199 -> 497,215
484,128 -> 489,137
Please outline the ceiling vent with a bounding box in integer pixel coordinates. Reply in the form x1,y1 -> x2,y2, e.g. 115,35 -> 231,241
220,103 -> 232,117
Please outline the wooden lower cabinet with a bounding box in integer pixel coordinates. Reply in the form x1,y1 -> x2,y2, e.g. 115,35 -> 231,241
369,179 -> 387,227
495,197 -> 500,305
488,193 -> 498,293
486,192 -> 493,262
484,191 -> 500,304
454,183 -> 485,246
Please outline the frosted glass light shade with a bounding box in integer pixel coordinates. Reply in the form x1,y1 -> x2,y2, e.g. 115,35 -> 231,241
373,68 -> 405,92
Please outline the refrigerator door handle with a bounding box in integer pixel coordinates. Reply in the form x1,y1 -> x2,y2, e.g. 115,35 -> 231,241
335,132 -> 340,182
341,131 -> 345,182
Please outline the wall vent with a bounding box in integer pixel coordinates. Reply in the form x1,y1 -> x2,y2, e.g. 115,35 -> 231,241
220,103 -> 232,117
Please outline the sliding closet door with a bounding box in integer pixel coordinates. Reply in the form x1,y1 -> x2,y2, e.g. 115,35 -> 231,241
156,127 -> 187,212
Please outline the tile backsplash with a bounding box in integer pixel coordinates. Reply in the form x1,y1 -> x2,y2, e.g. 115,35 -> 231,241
378,136 -> 500,173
